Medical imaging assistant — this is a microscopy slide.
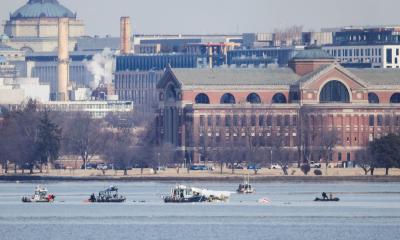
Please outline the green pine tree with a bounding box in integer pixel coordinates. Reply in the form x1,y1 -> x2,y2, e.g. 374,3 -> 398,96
36,111 -> 62,173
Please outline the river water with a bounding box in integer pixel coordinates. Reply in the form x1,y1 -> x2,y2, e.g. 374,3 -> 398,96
0,181 -> 399,240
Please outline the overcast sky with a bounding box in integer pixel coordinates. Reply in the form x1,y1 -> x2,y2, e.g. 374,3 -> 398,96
1,0 -> 399,36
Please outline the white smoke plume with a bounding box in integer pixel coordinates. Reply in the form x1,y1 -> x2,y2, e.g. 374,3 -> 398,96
84,48 -> 113,89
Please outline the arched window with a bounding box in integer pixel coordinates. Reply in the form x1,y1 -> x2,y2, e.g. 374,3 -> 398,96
319,80 -> 350,103
220,93 -> 236,104
195,93 -> 210,104
390,93 -> 400,103
246,93 -> 261,104
368,93 -> 380,104
272,93 -> 287,104
166,85 -> 177,101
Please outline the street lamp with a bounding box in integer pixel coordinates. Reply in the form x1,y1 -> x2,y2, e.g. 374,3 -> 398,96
270,148 -> 273,169
157,152 -> 160,169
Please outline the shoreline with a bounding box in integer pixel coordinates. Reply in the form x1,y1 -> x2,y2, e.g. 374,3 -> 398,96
1,175 -> 400,183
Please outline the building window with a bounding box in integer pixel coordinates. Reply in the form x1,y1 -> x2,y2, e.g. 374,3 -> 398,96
225,115 -> 231,127
259,115 -> 265,126
368,92 -> 380,104
233,115 -> 239,126
266,116 -> 272,126
166,85 -> 177,101
377,115 -> 383,126
200,115 -> 205,126
220,93 -> 236,104
347,153 -> 351,162
251,115 -> 257,126
284,115 -> 290,126
390,93 -> 400,103
320,80 -> 350,103
272,93 -> 287,104
369,115 -> 375,126
292,115 -> 298,126
207,115 -> 213,126
195,93 -> 210,104
216,115 -> 221,126
387,49 -> 393,64
276,115 -> 282,127
246,93 -> 262,104
338,152 -> 342,161
241,116 -> 247,126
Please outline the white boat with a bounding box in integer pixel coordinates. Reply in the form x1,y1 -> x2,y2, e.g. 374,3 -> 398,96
237,175 -> 255,194
22,186 -> 55,203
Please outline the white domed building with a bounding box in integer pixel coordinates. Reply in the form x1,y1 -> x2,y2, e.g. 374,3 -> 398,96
3,0 -> 85,52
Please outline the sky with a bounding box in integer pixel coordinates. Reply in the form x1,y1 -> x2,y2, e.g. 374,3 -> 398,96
1,0 -> 400,37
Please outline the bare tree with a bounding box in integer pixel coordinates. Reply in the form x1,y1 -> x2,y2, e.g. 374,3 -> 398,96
319,128 -> 340,174
296,107 -> 314,167
210,144 -> 225,174
157,142 -> 176,169
270,132 -> 290,175
63,112 -> 108,170
221,136 -> 244,174
274,25 -> 303,46
103,129 -> 133,176
354,149 -> 375,175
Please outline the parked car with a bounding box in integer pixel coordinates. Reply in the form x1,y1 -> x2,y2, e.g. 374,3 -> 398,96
310,161 -> 322,168
228,164 -> 244,169
247,164 -> 262,170
96,163 -> 108,170
190,165 -> 210,171
81,163 -> 97,170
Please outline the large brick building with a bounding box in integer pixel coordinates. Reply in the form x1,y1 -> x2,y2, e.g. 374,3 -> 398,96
156,49 -> 400,165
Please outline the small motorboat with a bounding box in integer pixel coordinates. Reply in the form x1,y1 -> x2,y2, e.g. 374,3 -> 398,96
22,186 -> 56,203
237,175 -> 255,194
88,186 -> 126,203
163,185 -> 207,203
314,197 -> 340,202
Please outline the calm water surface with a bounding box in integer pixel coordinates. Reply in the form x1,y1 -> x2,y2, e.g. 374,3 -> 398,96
0,181 -> 399,240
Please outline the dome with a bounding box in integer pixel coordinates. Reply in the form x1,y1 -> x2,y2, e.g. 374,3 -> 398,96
293,48 -> 335,60
11,0 -> 76,19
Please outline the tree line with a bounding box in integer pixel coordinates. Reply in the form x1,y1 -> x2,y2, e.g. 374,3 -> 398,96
1,101 -> 400,176
0,100 -> 176,175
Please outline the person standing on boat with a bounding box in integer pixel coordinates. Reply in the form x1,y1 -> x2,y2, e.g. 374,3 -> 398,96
90,193 -> 96,202
322,192 -> 328,200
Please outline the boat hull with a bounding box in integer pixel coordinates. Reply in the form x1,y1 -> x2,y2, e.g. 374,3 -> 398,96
89,198 -> 126,203
164,195 -> 207,203
21,197 -> 53,203
314,197 -> 340,202
237,189 -> 255,194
